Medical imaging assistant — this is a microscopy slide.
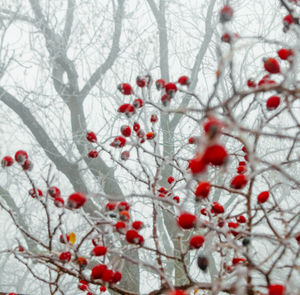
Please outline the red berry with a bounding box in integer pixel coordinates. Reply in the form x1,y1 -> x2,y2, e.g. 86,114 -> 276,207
161,93 -> 171,106
232,257 -> 245,265
283,14 -> 294,26
200,208 -> 207,216
115,221 -> 126,234
155,79 -> 166,90
177,212 -> 197,229
220,5 -> 233,23
126,229 -> 141,244
91,264 -> 107,280
295,233 -> 300,244
168,176 -> 175,184
118,104 -> 136,117
230,174 -> 248,189
146,132 -> 155,140
236,215 -> 246,223
1,155 -> 14,167
189,235 -> 205,249
28,188 -> 43,198
188,154 -> 207,174
278,48 -> 293,60
48,186 -> 61,198
112,271 -> 122,283
173,196 -> 180,203
188,137 -> 195,144
264,58 -> 280,74
121,125 -> 131,137
237,165 -> 247,174
266,96 -> 280,110
211,202 -> 224,214
14,150 -> 28,163
118,201 -> 130,211
118,83 -> 133,95
247,79 -> 256,88
239,161 -> 246,166
86,131 -> 97,143
67,192 -> 86,209
165,83 -> 177,97
221,33 -> 231,43
119,210 -> 130,222
102,269 -> 114,283
121,151 -> 130,161
132,221 -> 144,230
22,159 -> 33,171
150,114 -> 158,123
100,286 -> 107,292
203,144 -> 228,166
257,191 -> 269,203
133,98 -> 144,108
77,257 -> 87,268
268,284 -> 285,295
195,181 -> 211,199
136,76 -> 146,88
88,149 -> 98,158
54,196 -> 64,208
92,245 -> 107,256
242,145 -> 247,153
110,136 -> 126,148
177,75 -> 190,86
203,117 -> 223,137
59,251 -> 71,263
106,202 -> 117,211
228,222 -> 239,229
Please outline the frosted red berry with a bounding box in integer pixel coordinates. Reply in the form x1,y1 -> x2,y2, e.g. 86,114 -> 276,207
54,196 -> 64,208
121,125 -> 131,137
133,98 -> 144,108
220,5 -> 233,23
203,144 -> 228,166
59,251 -> 71,263
177,75 -> 190,86
257,191 -> 269,203
278,48 -> 293,60
230,174 -> 248,189
67,192 -> 86,209
266,96 -> 280,110
195,181 -> 211,199
264,58 -> 280,74
110,136 -> 126,148
189,235 -> 205,249
86,132 -> 97,143
177,212 -> 197,229
88,150 -> 98,158
1,156 -> 14,167
91,246 -> 107,256
118,83 -> 133,95
15,150 -> 28,163
91,264 -> 107,280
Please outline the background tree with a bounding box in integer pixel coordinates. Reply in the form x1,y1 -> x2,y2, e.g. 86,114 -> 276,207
0,0 -> 300,295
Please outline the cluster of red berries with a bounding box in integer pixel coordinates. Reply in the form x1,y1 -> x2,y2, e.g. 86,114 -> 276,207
106,200 -> 145,245
188,117 -> 228,174
1,150 -> 33,171
91,264 -> 122,284
86,131 -> 99,159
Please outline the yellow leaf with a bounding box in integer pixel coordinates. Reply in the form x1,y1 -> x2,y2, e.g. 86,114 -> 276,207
69,232 -> 76,245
